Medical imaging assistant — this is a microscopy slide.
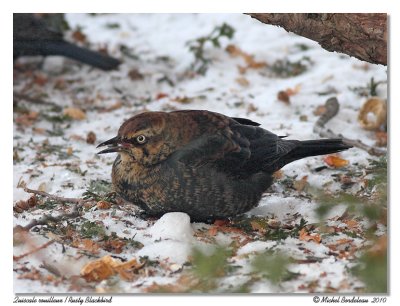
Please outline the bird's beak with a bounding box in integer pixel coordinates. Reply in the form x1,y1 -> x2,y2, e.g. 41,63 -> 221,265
96,136 -> 121,154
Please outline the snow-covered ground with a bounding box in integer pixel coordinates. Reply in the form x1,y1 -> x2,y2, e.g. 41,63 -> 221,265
13,13 -> 387,293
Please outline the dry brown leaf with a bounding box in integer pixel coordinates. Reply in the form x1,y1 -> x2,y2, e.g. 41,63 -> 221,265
294,175 -> 309,192
375,131 -> 387,147
358,97 -> 387,131
15,111 -> 39,126
208,226 -> 219,236
299,228 -> 321,244
72,30 -> 87,43
213,219 -> 229,226
103,101 -> 123,112
63,107 -> 86,120
67,147 -> 73,156
286,84 -> 301,96
80,256 -> 114,282
267,219 -> 281,229
236,77 -> 250,87
250,220 -> 266,232
33,74 -> 48,86
368,235 -> 387,257
70,134 -> 85,141
96,200 -> 111,210
71,238 -> 100,254
344,220 -> 358,229
128,69 -> 144,80
246,103 -> 258,113
86,131 -> 97,144
172,96 -> 193,104
313,105 -> 327,116
156,93 -> 169,100
80,255 -> 144,282
13,195 -> 38,213
226,44 -> 267,74
273,170 -> 283,179
324,155 -> 349,168
113,258 -> 144,281
102,239 -> 126,254
277,91 -> 290,104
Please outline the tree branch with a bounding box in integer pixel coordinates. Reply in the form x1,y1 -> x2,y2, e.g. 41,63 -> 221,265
248,13 -> 387,65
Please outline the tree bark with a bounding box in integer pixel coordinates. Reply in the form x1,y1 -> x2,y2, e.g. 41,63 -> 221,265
248,13 -> 387,66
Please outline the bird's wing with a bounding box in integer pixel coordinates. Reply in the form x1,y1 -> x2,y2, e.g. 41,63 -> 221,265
229,123 -> 300,174
167,114 -> 298,177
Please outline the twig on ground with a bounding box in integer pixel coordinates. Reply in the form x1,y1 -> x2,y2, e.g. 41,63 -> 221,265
313,97 -> 386,156
13,240 -> 55,261
23,187 -> 90,204
13,92 -> 60,108
15,187 -> 93,231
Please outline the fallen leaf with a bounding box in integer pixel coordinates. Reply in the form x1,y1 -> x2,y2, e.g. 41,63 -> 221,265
277,91 -> 290,104
375,131 -> 387,147
80,255 -> 144,282
358,97 -> 387,131
236,77 -> 250,87
324,155 -> 349,168
102,101 -> 123,112
70,134 -> 85,141
86,131 -> 97,145
38,182 -> 46,192
368,235 -> 387,257
67,147 -> 73,156
250,220 -> 266,232
15,111 -> 39,126
33,74 -> 48,86
72,30 -> 87,43
208,226 -> 218,236
172,96 -> 193,104
13,195 -> 38,213
156,93 -> 169,100
80,256 -> 114,282
96,200 -> 111,210
54,78 -> 67,90
246,103 -> 258,113
128,69 -> 144,80
286,84 -> 301,96
313,105 -> 327,116
294,175 -> 309,192
226,44 -> 267,74
102,239 -> 126,254
32,127 -> 46,134
344,219 -> 358,229
213,219 -> 229,226
273,170 -> 283,179
267,219 -> 281,229
63,107 -> 86,120
299,228 -> 321,243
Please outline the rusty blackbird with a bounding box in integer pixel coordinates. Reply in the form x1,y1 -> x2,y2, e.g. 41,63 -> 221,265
97,110 -> 351,222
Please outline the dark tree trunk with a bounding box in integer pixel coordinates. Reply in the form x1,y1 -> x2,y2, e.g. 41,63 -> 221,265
248,13 -> 387,66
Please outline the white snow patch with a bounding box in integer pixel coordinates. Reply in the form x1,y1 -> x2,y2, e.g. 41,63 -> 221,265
147,212 -> 194,242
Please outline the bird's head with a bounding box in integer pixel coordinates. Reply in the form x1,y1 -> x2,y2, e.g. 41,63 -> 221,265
97,112 -> 181,165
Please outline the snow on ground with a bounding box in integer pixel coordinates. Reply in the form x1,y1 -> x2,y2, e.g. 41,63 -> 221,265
13,13 -> 387,293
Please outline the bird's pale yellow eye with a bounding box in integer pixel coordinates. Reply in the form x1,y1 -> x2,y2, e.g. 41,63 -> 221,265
136,135 -> 147,144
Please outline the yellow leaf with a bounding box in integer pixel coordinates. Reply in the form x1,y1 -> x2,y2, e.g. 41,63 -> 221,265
323,155 -> 349,168
63,107 -> 86,120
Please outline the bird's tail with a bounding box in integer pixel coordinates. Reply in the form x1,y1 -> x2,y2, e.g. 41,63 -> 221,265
36,40 -> 120,70
289,139 -> 351,160
270,138 -> 352,171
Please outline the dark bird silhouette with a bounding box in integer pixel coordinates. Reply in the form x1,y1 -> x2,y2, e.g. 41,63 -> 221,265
97,110 -> 352,222
13,13 -> 121,71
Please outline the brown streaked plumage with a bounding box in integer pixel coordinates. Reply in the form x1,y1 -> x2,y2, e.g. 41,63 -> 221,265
97,110 -> 352,222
